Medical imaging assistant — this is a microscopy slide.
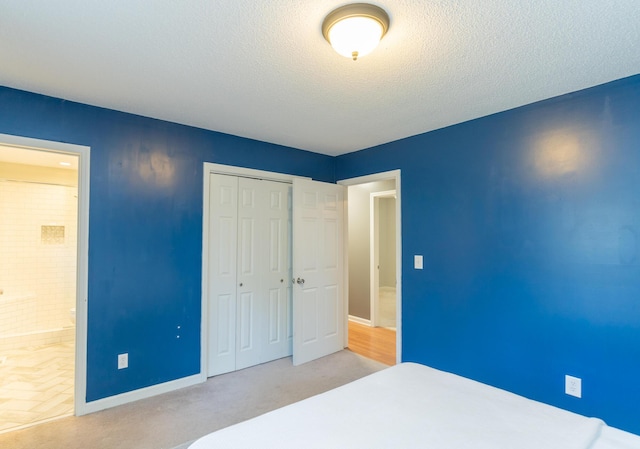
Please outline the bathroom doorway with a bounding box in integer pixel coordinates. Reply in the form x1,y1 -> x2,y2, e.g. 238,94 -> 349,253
0,137 -> 88,432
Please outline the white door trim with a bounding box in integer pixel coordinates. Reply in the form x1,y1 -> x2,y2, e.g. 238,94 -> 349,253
370,190 -> 396,328
201,163 -> 309,379
338,170 -> 402,364
0,133 -> 90,416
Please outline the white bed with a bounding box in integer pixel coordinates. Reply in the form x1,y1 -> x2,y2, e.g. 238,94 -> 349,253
189,362 -> 640,449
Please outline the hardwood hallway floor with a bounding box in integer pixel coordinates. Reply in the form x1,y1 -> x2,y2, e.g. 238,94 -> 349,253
347,320 -> 396,366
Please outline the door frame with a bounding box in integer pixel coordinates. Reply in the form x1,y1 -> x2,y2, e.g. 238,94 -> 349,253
338,170 -> 401,364
200,163 -> 309,379
0,133 -> 90,415
370,190 -> 396,328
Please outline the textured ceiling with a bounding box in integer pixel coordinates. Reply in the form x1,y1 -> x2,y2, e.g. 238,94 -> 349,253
0,1 -> 639,156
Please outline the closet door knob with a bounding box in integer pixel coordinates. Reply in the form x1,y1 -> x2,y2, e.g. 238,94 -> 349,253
239,282 -> 243,287
296,278 -> 305,285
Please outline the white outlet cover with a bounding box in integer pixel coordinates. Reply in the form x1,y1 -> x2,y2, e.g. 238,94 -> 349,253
414,255 -> 423,270
565,375 -> 582,398
118,353 -> 129,370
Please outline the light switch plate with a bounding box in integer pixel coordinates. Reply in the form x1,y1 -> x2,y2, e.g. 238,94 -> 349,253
414,255 -> 423,269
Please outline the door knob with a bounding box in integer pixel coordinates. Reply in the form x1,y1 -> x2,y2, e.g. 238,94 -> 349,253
296,277 -> 305,285
239,282 -> 243,287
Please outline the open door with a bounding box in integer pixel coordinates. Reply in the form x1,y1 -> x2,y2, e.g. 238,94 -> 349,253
292,178 -> 345,365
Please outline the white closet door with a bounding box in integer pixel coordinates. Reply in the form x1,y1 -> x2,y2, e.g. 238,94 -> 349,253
207,174 -> 296,376
207,174 -> 238,377
261,181 -> 292,362
292,178 -> 345,366
235,177 -> 264,370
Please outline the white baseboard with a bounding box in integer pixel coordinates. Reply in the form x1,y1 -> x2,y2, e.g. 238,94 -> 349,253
77,373 -> 204,416
348,315 -> 372,326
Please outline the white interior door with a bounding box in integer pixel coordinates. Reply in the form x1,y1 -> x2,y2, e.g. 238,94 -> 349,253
207,174 -> 238,376
235,177 -> 263,370
261,180 -> 293,362
208,174 -> 293,376
292,178 -> 345,365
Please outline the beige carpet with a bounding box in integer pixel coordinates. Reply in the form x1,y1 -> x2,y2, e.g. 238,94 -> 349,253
0,350 -> 386,449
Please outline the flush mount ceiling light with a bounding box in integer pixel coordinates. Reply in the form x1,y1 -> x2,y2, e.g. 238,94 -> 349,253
322,3 -> 390,61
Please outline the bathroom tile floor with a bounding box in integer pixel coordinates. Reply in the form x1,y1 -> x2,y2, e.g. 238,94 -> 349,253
0,342 -> 74,433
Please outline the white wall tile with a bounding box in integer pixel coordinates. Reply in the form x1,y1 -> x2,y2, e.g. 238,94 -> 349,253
0,180 -> 77,343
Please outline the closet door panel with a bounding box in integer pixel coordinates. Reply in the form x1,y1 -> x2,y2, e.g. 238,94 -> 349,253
208,174 -> 238,377
261,181 -> 292,362
208,175 -> 293,376
215,294 -> 233,354
267,287 -> 282,342
236,178 -> 264,370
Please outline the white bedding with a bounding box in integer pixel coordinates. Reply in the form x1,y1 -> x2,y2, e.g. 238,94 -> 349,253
593,427 -> 640,449
189,362 -> 640,449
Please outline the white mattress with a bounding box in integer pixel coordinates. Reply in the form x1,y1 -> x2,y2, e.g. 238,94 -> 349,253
189,362 -> 640,449
593,427 -> 640,449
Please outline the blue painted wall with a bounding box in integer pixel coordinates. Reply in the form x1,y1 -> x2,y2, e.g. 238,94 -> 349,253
0,87 -> 334,401
3,74 -> 640,434
336,74 -> 640,434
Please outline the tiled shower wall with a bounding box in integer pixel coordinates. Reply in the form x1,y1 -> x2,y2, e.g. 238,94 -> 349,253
0,179 -> 78,341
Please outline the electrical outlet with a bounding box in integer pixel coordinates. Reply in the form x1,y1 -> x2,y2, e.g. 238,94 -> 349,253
118,353 -> 128,370
414,255 -> 423,269
565,375 -> 581,398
